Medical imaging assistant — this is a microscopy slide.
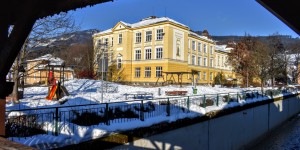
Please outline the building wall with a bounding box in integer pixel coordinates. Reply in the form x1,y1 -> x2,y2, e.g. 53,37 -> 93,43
25,61 -> 74,85
93,18 -> 236,85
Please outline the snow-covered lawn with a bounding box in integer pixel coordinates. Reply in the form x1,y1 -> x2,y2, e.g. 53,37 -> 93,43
5,79 -> 284,149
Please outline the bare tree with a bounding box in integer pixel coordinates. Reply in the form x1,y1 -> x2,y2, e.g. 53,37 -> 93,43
252,40 -> 271,92
58,42 -> 95,79
228,41 -> 255,87
287,39 -> 300,84
266,34 -> 286,86
10,12 -> 78,102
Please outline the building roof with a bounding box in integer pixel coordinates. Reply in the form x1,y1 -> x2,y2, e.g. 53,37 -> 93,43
189,31 -> 214,42
124,16 -> 189,28
215,44 -> 233,53
94,16 -> 189,36
27,54 -> 65,66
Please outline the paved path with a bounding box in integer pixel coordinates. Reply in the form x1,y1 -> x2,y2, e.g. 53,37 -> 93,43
250,114 -> 300,150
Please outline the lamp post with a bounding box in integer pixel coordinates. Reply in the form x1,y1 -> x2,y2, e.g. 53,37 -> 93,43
97,43 -> 108,103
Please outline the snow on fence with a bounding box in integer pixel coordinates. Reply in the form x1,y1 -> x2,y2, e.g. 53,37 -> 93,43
5,88 -> 298,139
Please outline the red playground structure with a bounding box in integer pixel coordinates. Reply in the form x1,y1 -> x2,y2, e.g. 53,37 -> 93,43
45,64 -> 69,101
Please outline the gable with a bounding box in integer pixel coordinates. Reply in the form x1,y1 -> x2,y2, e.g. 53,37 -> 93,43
112,22 -> 130,31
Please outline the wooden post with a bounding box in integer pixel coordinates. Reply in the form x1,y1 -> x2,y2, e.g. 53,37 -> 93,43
0,99 -> 5,136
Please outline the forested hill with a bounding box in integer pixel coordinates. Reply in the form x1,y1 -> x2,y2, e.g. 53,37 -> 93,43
212,35 -> 299,45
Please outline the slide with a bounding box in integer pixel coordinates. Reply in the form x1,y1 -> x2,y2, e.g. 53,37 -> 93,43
60,86 -> 70,96
46,85 -> 58,100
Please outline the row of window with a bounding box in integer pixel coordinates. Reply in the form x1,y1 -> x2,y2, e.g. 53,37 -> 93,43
135,66 -> 162,78
135,47 -> 163,60
189,40 -> 214,55
135,29 -> 164,43
134,67 -> 214,81
189,55 -> 214,67
98,29 -> 164,47
196,72 -> 214,81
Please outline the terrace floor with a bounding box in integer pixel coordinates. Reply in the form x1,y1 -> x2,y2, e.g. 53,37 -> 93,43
0,137 -> 36,149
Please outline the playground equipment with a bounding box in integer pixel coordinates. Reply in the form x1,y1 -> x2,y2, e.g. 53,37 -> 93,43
45,62 -> 69,101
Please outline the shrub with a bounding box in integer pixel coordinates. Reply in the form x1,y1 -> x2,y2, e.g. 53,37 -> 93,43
6,115 -> 46,137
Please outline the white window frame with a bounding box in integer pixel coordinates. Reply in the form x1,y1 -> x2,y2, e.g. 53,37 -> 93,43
198,42 -> 202,52
210,58 -> 214,67
192,41 -> 196,51
117,57 -> 122,69
104,38 -> 109,45
198,56 -> 201,66
156,66 -> 163,77
145,48 -> 152,60
203,72 -> 207,80
156,47 -> 163,59
210,46 -> 213,54
204,57 -> 207,66
135,49 -> 141,60
145,67 -> 151,78
145,31 -> 152,42
136,32 -> 141,43
192,55 -> 196,65
222,56 -> 224,67
118,34 -> 122,44
135,67 -> 141,78
210,72 -> 213,81
156,29 -> 164,40
204,44 -> 207,53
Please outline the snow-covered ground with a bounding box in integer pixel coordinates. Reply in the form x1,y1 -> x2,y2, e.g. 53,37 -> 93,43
5,79 -> 280,149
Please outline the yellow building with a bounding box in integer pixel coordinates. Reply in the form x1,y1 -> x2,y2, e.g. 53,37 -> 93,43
25,54 -> 74,85
93,16 -> 236,85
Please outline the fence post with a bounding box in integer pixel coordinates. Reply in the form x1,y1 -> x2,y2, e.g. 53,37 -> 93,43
54,107 -> 59,136
237,93 -> 239,102
166,98 -> 170,116
227,93 -> 230,103
203,95 -> 206,108
271,91 -> 273,99
187,96 -> 190,112
256,91 -> 259,99
105,103 -> 110,125
140,100 -> 144,121
216,94 -> 219,106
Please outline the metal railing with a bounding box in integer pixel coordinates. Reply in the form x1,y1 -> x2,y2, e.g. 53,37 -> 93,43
5,88 -> 298,138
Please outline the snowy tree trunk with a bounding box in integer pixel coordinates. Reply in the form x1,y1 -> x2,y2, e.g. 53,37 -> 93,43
12,66 -> 19,103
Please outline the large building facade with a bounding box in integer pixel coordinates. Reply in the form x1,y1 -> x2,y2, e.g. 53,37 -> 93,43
93,16 -> 236,85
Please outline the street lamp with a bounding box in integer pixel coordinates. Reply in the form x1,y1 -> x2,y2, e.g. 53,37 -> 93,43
97,42 -> 108,103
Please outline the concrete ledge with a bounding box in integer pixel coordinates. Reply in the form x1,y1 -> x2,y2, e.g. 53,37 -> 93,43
57,93 -> 300,149
0,137 -> 36,150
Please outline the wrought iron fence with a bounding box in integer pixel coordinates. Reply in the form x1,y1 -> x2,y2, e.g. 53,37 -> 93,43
6,88 -> 297,138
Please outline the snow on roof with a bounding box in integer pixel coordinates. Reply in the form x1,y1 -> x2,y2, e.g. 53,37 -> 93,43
94,16 -> 189,36
215,44 -> 233,53
189,31 -> 214,42
93,28 -> 112,36
128,16 -> 189,28
27,54 -> 65,66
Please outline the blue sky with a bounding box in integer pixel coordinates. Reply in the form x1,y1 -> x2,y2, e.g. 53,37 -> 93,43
70,0 -> 299,38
